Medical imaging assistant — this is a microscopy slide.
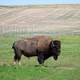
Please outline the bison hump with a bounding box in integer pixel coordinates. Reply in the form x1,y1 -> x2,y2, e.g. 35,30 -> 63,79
37,37 -> 52,51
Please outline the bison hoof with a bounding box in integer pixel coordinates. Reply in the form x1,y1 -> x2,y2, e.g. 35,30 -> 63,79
18,62 -> 21,66
13,61 -> 16,65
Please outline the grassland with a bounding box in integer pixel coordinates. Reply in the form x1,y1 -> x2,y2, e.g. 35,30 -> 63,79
0,35 -> 80,80
0,4 -> 80,80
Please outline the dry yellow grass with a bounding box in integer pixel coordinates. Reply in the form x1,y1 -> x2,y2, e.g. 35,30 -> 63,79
0,4 -> 80,34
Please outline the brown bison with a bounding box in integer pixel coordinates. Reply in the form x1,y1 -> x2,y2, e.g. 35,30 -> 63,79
12,36 -> 61,65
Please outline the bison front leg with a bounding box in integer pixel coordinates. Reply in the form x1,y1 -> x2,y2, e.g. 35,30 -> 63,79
37,53 -> 44,66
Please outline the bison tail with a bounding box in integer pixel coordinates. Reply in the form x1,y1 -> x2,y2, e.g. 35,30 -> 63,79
12,42 -> 15,49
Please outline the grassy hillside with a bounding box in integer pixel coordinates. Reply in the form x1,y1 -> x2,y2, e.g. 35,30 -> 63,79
0,4 -> 80,35
0,4 -> 80,80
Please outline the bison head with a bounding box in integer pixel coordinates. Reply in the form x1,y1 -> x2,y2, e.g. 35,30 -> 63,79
49,40 -> 61,60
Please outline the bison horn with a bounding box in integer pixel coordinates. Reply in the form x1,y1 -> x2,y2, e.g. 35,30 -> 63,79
51,41 -> 55,47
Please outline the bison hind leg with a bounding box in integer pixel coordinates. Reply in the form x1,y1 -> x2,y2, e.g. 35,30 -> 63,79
14,54 -> 17,64
13,49 -> 22,65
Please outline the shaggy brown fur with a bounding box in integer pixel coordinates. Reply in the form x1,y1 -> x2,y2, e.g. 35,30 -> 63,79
12,35 -> 61,65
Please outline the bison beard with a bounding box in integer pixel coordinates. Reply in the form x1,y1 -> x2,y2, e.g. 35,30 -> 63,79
12,36 -> 61,65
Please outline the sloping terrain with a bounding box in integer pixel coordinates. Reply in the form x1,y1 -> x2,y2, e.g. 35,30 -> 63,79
0,4 -> 80,35
0,5 -> 80,80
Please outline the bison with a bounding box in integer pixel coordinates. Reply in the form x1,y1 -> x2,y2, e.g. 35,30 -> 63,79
12,36 -> 61,65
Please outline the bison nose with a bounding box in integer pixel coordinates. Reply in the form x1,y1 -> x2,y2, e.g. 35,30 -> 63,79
53,56 -> 58,60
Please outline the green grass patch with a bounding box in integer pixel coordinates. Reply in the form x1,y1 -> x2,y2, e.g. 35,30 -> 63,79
0,35 -> 80,80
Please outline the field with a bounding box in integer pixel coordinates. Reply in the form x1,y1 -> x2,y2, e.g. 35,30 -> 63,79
0,4 -> 80,35
0,4 -> 80,80
0,35 -> 80,80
